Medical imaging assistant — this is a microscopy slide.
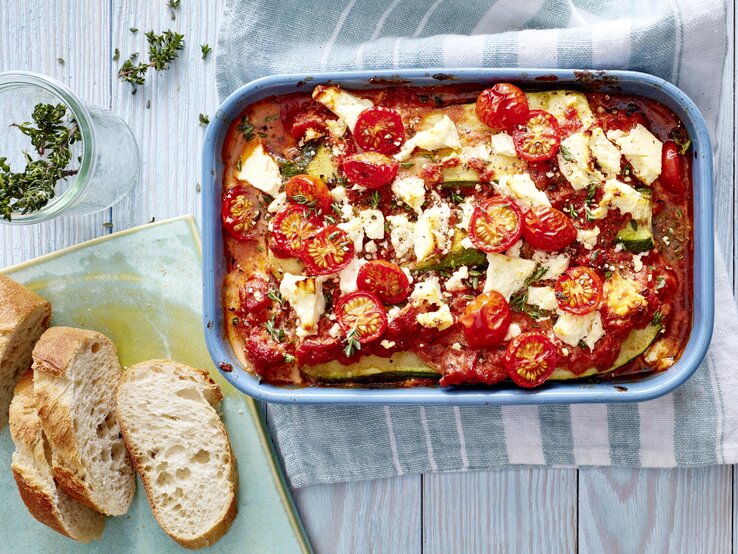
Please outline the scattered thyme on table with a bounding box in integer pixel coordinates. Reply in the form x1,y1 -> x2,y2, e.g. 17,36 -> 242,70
117,30 -> 185,93
0,103 -> 81,221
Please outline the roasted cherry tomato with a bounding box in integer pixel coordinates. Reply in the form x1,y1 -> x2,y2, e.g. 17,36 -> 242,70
335,291 -> 388,344
300,225 -> 355,275
600,111 -> 648,134
239,276 -> 272,317
475,83 -> 530,132
222,186 -> 259,241
356,260 -> 410,304
504,331 -> 557,388
271,205 -> 324,258
285,174 -> 333,213
281,100 -> 330,140
468,197 -> 523,253
353,107 -> 405,155
342,152 -> 399,189
555,266 -> 603,315
459,290 -> 512,349
660,140 -> 686,195
522,205 -> 577,251
513,110 -> 561,162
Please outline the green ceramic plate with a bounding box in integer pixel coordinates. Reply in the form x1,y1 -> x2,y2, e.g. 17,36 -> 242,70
0,216 -> 312,553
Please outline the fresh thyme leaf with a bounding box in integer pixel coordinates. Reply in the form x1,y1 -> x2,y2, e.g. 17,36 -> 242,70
113,48 -> 120,62
201,43 -> 212,60
198,113 -> 210,126
586,183 -> 597,205
343,327 -> 362,357
265,113 -> 279,122
130,27 -> 139,33
268,290 -> 285,306
669,126 -> 691,155
604,269 -> 613,279
167,0 -> 181,7
565,204 -> 577,219
577,339 -> 588,349
449,190 -> 464,204
283,353 -> 296,364
652,310 -> 664,326
400,162 -> 414,169
370,190 -> 380,209
237,116 -> 255,141
584,205 -> 596,223
57,57 -> 65,65
264,315 -> 286,343
0,103 -> 81,221
559,144 -> 575,162
324,214 -> 336,225
508,265 -> 549,319
117,30 -> 185,90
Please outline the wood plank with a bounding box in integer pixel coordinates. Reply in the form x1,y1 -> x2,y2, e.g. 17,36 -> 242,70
579,466 -> 731,554
0,0 -> 110,267
292,477 -> 422,554
422,469 -> 577,554
110,0 -> 223,230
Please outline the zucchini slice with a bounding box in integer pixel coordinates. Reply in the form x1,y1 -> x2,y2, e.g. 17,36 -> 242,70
306,143 -> 339,182
302,353 -> 441,384
616,218 -> 654,253
415,248 -> 487,273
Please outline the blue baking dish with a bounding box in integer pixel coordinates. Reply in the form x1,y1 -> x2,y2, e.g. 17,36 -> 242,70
202,68 -> 714,405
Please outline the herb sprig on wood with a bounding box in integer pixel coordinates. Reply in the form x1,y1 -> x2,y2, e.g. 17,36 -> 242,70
0,103 -> 81,220
117,30 -> 185,92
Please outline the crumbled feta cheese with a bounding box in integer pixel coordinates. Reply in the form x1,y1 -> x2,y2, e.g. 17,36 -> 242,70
459,143 -> 491,162
337,218 -> 364,252
526,90 -> 596,129
416,304 -> 454,331
557,131 -> 603,191
483,253 -> 537,300
590,179 -> 651,221
391,177 -> 426,214
295,326 -> 316,339
326,118 -> 348,137
279,273 -> 325,330
338,257 -> 367,294
451,342 -> 463,351
329,323 -> 342,338
380,339 -> 397,349
313,85 -> 373,132
359,209 -> 385,240
604,273 -> 647,317
415,203 -> 452,263
553,310 -> 604,350
387,306 -> 402,322
395,115 -> 462,161
632,253 -> 646,272
589,127 -> 621,175
506,240 -> 523,258
532,251 -> 570,280
576,226 -> 601,250
460,236 -> 475,250
410,276 -> 444,306
490,132 -> 517,157
456,200 -> 475,231
330,185 -> 348,203
365,240 -> 377,253
413,215 -> 435,263
504,322 -> 522,341
494,173 -> 551,210
236,142 -> 282,196
267,192 -> 288,213
387,215 -> 414,259
607,124 -> 663,185
527,286 -> 558,311
445,266 -> 469,291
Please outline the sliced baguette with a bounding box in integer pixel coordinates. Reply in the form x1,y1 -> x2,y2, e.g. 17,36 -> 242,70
0,274 -> 51,430
32,327 -> 136,516
9,370 -> 105,542
115,359 -> 238,549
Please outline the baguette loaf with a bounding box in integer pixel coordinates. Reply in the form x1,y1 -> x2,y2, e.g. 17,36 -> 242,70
0,275 -> 51,430
9,370 -> 105,542
32,327 -> 135,516
115,359 -> 238,549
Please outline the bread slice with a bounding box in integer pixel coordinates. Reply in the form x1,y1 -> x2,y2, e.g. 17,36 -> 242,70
32,327 -> 136,516
0,274 -> 51,430
115,359 -> 238,549
9,370 -> 105,542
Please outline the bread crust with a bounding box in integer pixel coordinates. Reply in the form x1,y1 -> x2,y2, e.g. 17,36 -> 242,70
116,359 -> 237,549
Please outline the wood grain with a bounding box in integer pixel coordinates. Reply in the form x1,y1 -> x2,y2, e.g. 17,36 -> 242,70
422,469 -> 577,554
579,466 -> 732,554
0,0 -> 111,267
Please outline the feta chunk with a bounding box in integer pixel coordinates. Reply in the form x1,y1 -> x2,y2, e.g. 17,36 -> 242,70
553,310 -> 604,350
456,200 -> 475,231
526,90 -> 596,129
527,286 -> 558,311
490,132 -> 517,157
591,179 -> 651,221
236,142 -> 282,196
506,240 -> 523,258
504,322 -> 522,341
338,257 -> 367,294
445,266 -> 469,292
459,143 -> 491,162
576,226 -> 600,250
532,251 -> 570,280
410,276 -> 444,306
483,253 -> 537,300
557,131 -> 603,191
607,124 -> 663,185
279,273 -> 325,330
359,209 -> 385,240
387,215 -> 414,259
416,304 -> 454,331
395,115 -> 462,161
391,177 -> 426,214
267,192 -> 288,213
604,273 -> 648,317
494,173 -> 551,210
414,202 -> 452,263
337,218 -> 364,252
312,85 -> 373,132
589,127 -> 621,175
330,185 -> 354,220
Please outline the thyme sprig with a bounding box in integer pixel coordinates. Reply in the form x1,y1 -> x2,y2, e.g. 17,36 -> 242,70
0,103 -> 81,221
343,327 -> 362,357
117,30 -> 185,92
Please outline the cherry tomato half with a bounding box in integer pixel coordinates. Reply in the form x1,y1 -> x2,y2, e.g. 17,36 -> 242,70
354,106 -> 405,155
285,174 -> 333,213
356,260 -> 410,305
522,205 -> 577,252
460,290 -> 512,349
600,111 -> 648,134
555,266 -> 603,315
513,110 -> 561,162
468,197 -> 523,253
659,140 -> 686,195
504,331 -> 557,388
222,186 -> 259,241
475,83 -> 530,132
300,225 -> 355,275
335,291 -> 388,344
271,205 -> 324,258
342,152 -> 399,189
281,100 -> 330,140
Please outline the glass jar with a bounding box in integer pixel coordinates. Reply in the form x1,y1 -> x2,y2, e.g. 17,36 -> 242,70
0,71 -> 140,224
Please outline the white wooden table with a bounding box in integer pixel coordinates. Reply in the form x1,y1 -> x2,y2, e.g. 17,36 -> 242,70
2,2 -> 735,552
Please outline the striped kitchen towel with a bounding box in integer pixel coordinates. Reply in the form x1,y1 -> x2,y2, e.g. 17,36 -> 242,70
216,0 -> 738,487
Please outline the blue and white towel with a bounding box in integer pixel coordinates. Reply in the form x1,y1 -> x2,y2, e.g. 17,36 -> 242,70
216,0 -> 738,487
